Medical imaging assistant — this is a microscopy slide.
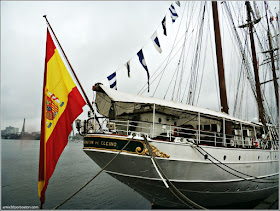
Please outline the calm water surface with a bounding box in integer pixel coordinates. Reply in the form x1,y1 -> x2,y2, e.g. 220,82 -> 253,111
1,139 -> 151,209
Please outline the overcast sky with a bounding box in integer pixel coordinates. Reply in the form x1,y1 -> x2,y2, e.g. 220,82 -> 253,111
1,1 -> 279,133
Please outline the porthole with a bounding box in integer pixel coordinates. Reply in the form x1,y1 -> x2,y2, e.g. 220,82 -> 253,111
223,155 -> 226,160
238,156 -> 241,160
158,118 -> 162,123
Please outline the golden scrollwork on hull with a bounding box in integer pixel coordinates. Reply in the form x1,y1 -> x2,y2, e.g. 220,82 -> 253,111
135,143 -> 170,158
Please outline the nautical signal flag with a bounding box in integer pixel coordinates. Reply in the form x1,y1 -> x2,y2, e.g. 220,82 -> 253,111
151,31 -> 162,53
38,29 -> 86,207
162,16 -> 167,36
176,1 -> 181,7
169,4 -> 179,23
126,61 -> 131,78
137,49 -> 150,92
107,71 -> 117,90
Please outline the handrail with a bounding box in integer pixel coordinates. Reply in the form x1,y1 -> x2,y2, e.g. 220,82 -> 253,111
91,119 -> 273,149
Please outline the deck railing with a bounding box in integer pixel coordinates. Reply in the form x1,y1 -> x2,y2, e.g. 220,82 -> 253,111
85,119 -> 277,149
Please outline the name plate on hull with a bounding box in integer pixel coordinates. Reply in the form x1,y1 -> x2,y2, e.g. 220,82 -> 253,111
83,135 -> 170,158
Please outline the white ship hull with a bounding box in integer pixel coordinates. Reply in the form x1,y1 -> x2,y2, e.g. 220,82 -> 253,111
83,134 -> 279,208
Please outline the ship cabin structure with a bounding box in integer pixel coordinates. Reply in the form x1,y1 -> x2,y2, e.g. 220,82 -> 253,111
84,84 -> 277,150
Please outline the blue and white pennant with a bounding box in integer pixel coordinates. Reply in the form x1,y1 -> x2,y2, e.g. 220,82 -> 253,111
107,72 -> 117,90
169,4 -> 179,23
137,49 -> 150,92
151,31 -> 162,53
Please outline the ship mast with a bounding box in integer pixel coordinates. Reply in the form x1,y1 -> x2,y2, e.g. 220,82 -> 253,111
245,1 -> 267,130
264,2 -> 279,114
212,2 -> 231,143
212,1 -> 229,114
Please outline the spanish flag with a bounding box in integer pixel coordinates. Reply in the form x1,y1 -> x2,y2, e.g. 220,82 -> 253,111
38,29 -> 86,206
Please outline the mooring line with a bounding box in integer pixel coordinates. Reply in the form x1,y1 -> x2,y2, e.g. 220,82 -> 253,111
191,142 -> 278,184
141,135 -> 206,209
53,138 -> 132,210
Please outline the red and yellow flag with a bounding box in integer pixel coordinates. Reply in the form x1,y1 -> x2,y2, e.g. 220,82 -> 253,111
38,29 -> 86,206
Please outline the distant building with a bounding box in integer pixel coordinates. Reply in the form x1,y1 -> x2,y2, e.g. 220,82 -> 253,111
1,126 -> 19,136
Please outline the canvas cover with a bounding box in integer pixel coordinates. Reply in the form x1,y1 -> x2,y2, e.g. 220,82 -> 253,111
94,84 -> 261,126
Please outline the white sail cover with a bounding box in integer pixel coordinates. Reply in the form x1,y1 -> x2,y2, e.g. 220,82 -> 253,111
94,84 -> 260,126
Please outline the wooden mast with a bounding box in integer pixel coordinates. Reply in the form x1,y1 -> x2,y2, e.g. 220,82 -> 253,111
212,2 -> 231,144
212,1 -> 229,114
245,1 -> 267,129
264,2 -> 279,114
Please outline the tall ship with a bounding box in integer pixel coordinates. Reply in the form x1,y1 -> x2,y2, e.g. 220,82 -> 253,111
74,1 -> 278,209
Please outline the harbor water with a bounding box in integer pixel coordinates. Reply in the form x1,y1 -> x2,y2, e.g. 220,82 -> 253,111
1,139 -> 151,209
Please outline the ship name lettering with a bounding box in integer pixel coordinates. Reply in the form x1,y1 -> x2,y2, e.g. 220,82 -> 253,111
101,141 -> 117,147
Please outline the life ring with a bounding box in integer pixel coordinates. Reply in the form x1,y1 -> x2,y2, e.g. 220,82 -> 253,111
252,138 -> 258,147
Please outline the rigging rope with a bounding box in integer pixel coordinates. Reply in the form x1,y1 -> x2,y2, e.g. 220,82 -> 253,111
186,3 -> 206,105
53,138 -> 133,209
152,1 -> 188,97
141,135 -> 206,209
191,142 -> 278,184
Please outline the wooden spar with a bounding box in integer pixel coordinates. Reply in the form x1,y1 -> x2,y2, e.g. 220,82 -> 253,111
43,15 -> 102,128
212,2 -> 231,140
211,2 -> 229,114
245,2 -> 267,130
264,2 -> 279,113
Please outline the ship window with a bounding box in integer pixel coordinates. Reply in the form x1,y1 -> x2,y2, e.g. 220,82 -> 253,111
158,118 -> 162,123
236,188 -> 240,191
247,187 -> 250,190
258,156 -> 260,160
211,124 -> 217,132
226,189 -> 229,192
204,125 -> 210,131
256,185 -> 258,189
243,130 -> 248,137
267,156 -> 269,159
238,156 -> 241,160
174,122 -> 177,126
223,155 -> 226,160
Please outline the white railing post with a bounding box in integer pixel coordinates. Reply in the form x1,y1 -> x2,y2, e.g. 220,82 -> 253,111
253,124 -> 257,147
240,122 -> 244,148
169,124 -> 172,142
127,120 -> 129,135
198,112 -> 200,144
214,132 -> 216,146
223,118 -> 225,146
152,104 -> 155,138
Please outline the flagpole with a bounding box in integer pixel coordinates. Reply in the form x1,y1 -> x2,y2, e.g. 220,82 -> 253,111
43,15 -> 102,128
